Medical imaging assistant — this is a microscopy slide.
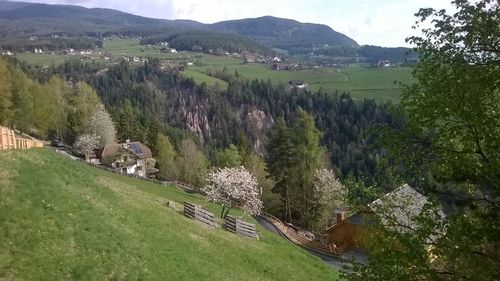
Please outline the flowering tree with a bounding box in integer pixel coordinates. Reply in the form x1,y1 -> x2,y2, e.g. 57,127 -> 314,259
313,168 -> 349,230
87,103 -> 116,148
74,134 -> 100,161
203,166 -> 263,218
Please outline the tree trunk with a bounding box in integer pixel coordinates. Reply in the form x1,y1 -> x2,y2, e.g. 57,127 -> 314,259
220,204 -> 226,218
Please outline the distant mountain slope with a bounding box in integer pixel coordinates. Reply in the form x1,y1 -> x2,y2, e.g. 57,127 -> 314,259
0,0 -> 202,36
211,16 -> 359,49
0,0 -> 30,10
0,1 -> 358,51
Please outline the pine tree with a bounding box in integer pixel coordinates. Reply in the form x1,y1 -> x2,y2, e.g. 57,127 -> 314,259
290,108 -> 325,229
266,117 -> 294,223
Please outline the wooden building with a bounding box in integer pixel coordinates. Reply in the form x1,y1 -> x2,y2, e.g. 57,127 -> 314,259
325,184 -> 442,251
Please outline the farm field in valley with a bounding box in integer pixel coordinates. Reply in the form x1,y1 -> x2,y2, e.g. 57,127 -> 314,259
15,38 -> 415,102
105,39 -> 415,102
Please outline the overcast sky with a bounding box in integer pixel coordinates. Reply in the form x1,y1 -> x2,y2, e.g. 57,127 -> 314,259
17,0 -> 456,47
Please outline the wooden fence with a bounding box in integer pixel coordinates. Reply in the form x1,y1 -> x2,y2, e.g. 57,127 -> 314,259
0,126 -> 16,150
57,149 -> 200,193
262,213 -> 343,255
183,202 -> 215,227
225,216 -> 258,239
0,126 -> 44,151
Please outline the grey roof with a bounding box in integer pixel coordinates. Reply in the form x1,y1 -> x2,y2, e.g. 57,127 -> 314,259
289,80 -> 305,86
127,142 -> 152,159
368,184 -> 444,232
326,184 -> 445,239
101,142 -> 153,164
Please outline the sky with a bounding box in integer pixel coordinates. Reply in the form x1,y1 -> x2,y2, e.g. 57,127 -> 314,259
17,0 -> 456,47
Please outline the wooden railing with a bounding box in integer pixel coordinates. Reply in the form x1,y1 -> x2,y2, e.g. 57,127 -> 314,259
0,126 -> 16,150
183,202 -> 215,227
262,213 -> 345,255
0,126 -> 44,151
225,216 -> 258,239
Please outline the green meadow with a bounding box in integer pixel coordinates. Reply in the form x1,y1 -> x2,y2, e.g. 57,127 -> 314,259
0,149 -> 339,280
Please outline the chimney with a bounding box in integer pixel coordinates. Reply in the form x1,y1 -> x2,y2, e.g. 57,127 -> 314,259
335,209 -> 345,223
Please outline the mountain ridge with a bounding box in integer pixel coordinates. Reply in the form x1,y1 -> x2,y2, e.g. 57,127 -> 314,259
0,0 -> 358,50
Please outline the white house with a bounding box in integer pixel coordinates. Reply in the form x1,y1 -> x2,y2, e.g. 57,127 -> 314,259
100,141 -> 157,178
289,80 -> 307,89
1,51 -> 14,56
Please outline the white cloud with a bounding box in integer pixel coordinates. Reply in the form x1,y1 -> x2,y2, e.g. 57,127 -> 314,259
16,0 -> 457,47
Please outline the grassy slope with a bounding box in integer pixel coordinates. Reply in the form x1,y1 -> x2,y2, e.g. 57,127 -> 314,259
0,149 -> 339,280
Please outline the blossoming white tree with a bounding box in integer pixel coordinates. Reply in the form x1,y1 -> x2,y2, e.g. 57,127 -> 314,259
313,168 -> 349,229
74,134 -> 100,161
203,166 -> 263,218
87,103 -> 116,148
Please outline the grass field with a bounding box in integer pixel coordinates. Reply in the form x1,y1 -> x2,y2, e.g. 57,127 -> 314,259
184,69 -> 228,87
15,53 -> 69,66
15,38 -> 415,102
103,38 -> 195,60
103,39 -> 415,102
190,58 -> 413,103
0,149 -> 340,280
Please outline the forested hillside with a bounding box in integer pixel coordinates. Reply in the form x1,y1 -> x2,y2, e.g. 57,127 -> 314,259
140,30 -> 273,55
211,16 -> 359,50
1,55 -> 402,230
0,1 -> 413,62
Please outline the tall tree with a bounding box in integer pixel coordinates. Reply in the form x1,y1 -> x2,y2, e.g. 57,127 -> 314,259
31,81 -> 52,138
313,169 -> 349,231
117,99 -> 141,142
71,81 -> 99,138
156,133 -> 178,180
10,70 -> 33,132
88,103 -> 117,148
177,138 -> 208,187
0,58 -> 12,125
47,76 -> 70,140
216,144 -> 242,168
266,117 -> 294,223
290,108 -> 325,229
350,1 -> 500,280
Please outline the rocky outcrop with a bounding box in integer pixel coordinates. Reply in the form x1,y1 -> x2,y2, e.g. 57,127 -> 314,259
246,107 -> 274,155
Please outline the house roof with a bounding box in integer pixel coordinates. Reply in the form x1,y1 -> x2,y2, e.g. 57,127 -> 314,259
127,142 -> 152,159
325,184 -> 444,233
101,143 -> 121,164
368,184 -> 431,231
289,80 -> 305,86
101,142 -> 153,164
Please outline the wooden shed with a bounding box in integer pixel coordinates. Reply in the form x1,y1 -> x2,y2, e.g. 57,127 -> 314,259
325,184 -> 441,251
